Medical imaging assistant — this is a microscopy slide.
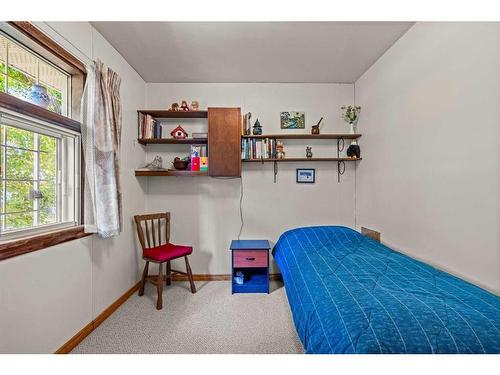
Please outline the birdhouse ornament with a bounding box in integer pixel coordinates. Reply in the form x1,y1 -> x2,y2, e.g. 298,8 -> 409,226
171,125 -> 188,139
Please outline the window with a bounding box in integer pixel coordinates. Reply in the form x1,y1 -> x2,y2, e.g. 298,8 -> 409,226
0,23 -> 86,256
0,32 -> 70,116
0,111 -> 80,239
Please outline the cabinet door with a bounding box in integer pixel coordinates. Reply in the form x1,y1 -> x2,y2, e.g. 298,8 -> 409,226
208,107 -> 241,177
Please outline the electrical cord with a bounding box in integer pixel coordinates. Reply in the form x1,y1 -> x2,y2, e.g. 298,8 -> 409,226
238,175 -> 244,240
212,175 -> 244,240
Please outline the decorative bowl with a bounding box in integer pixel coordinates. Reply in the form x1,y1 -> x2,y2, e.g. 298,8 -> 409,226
173,159 -> 189,170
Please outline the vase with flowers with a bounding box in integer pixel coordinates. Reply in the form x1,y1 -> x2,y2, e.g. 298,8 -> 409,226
341,105 -> 361,134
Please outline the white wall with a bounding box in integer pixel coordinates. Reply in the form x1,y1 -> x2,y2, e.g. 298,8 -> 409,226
355,22 -> 500,293
145,83 -> 357,274
0,22 -> 147,353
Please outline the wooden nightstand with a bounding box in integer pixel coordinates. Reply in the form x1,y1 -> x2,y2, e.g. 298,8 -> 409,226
229,240 -> 271,294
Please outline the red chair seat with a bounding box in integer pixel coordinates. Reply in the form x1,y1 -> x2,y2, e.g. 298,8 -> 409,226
143,243 -> 193,262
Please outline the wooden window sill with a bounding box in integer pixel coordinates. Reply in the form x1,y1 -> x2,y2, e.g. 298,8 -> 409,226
0,226 -> 92,261
0,92 -> 81,133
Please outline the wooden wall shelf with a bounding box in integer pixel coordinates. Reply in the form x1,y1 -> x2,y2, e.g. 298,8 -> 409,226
137,107 -> 241,178
242,157 -> 362,162
135,169 -> 208,177
138,138 -> 207,145
241,134 -> 361,140
137,110 -> 208,119
135,108 -> 360,182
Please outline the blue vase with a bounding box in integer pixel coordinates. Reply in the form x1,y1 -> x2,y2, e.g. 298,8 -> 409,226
29,84 -> 51,109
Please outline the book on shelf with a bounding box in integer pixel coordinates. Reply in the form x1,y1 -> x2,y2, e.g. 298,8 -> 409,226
191,144 -> 208,171
139,113 -> 162,139
192,132 -> 208,139
191,157 -> 200,171
241,137 -> 277,160
190,144 -> 208,157
200,157 -> 208,171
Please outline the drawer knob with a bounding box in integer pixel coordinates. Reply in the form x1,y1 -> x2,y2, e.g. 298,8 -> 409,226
245,257 -> 256,261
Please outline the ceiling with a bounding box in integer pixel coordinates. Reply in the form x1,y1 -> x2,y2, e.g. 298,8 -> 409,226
92,22 -> 414,83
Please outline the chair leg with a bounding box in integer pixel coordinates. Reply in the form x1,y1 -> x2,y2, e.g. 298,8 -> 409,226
166,261 -> 171,286
156,263 -> 164,310
138,261 -> 149,296
185,256 -> 196,294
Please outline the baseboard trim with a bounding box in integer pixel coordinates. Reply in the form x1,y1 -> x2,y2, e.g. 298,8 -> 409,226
171,273 -> 283,281
55,281 -> 140,354
173,274 -> 230,281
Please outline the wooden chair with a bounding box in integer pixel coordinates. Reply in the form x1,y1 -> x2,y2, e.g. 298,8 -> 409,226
134,212 -> 196,310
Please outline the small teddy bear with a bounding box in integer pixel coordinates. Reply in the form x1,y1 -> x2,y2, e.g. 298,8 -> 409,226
276,141 -> 286,159
180,100 -> 190,111
190,101 -> 200,111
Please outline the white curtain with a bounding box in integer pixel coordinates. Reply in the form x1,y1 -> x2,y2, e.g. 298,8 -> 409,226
81,59 -> 122,238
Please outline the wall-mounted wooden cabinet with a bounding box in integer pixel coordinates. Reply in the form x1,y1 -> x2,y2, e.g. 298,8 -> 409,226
208,107 -> 241,177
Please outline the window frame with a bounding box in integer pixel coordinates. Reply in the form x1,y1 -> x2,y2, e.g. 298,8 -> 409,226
0,110 -> 81,241
0,30 -> 72,117
0,22 -> 90,260
7,21 -> 87,120
0,21 -> 86,125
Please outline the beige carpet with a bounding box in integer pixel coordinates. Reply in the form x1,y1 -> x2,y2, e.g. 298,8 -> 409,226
72,281 -> 304,354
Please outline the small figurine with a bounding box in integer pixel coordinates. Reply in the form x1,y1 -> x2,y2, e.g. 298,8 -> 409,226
346,141 -> 361,158
306,146 -> 313,158
169,102 -> 180,111
145,155 -> 163,170
243,112 -> 252,135
276,141 -> 286,159
190,101 -> 200,111
311,117 -> 323,135
252,119 -> 262,135
180,100 -> 190,111
171,125 -> 188,139
234,271 -> 245,285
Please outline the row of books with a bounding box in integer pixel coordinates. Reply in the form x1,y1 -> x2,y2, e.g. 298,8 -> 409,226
138,114 -> 162,139
190,145 -> 208,171
241,138 -> 277,160
191,145 -> 208,158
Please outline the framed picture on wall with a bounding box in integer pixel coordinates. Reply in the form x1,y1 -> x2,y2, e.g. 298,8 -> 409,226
296,168 -> 315,183
280,111 -> 305,129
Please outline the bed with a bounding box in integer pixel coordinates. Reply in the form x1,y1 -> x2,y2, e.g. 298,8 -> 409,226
272,226 -> 500,354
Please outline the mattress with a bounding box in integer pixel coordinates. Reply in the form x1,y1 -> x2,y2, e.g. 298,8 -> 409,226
272,226 -> 500,353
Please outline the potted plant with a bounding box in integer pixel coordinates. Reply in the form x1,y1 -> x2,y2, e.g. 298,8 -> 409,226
341,105 -> 361,134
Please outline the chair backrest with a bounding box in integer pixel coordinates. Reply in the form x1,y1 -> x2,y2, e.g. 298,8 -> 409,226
134,212 -> 170,250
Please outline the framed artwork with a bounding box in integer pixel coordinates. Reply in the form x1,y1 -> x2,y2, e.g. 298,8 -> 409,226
296,168 -> 315,183
280,111 -> 305,129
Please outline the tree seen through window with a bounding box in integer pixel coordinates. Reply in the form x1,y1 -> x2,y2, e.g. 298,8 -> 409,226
0,124 -> 58,231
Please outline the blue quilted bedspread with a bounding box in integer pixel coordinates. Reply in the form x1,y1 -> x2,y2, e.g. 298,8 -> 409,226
273,226 -> 500,354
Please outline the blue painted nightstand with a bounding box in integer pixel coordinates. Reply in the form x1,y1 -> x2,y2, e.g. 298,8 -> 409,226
230,240 -> 271,294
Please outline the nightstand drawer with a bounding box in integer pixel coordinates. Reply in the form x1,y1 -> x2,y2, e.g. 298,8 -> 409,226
233,250 -> 267,268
